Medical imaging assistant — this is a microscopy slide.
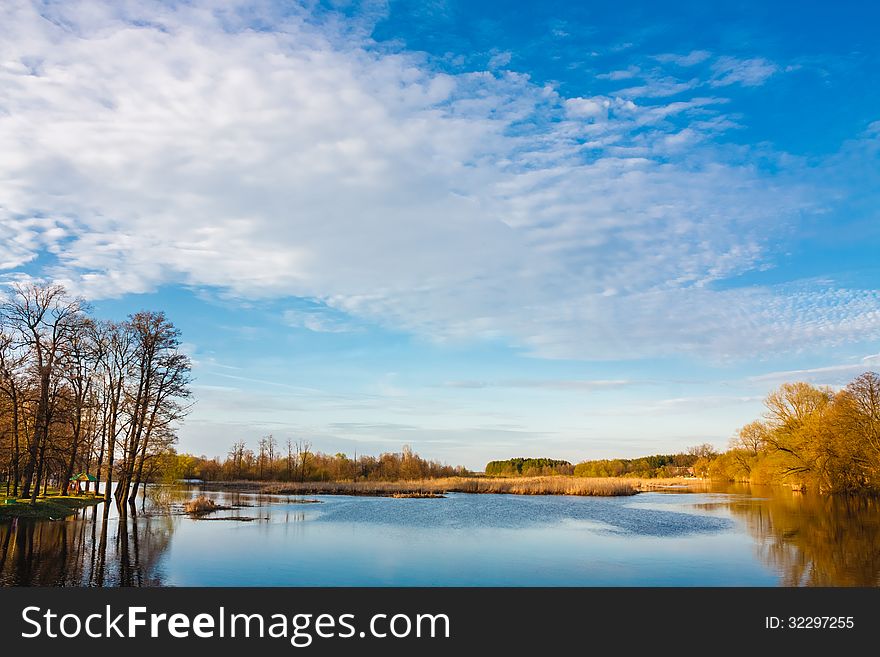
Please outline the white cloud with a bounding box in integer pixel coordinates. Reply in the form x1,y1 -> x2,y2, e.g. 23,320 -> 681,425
597,66 -> 640,81
749,353 -> 880,384
615,76 -> 700,98
655,50 -> 712,67
1,0 -> 877,361
710,56 -> 778,87
488,50 -> 512,69
638,395 -> 764,415
652,52 -> 777,88
283,306 -> 356,333
563,95 -> 615,120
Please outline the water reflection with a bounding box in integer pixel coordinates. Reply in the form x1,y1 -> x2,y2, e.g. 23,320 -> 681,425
0,505 -> 174,586
2,486 -> 879,586
707,485 -> 880,586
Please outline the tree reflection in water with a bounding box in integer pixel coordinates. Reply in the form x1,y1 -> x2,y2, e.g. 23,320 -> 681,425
706,484 -> 880,586
0,505 -> 173,586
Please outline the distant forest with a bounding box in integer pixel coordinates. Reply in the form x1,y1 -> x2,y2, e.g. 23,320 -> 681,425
486,449 -> 708,479
163,442 -> 470,483
485,458 -> 573,476
572,452 -> 703,478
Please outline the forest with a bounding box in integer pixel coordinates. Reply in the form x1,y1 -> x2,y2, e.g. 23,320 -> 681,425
572,450 -> 705,478
485,457 -> 573,476
486,450 -> 713,479
0,283 -> 192,510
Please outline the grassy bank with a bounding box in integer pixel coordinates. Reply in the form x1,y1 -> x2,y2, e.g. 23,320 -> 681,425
0,494 -> 104,520
231,476 -> 686,497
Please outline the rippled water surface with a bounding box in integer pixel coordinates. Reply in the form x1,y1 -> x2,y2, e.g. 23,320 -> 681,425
2,485 -> 878,586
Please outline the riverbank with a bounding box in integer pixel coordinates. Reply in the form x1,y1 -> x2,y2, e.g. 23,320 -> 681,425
197,476 -> 706,497
0,494 -> 104,520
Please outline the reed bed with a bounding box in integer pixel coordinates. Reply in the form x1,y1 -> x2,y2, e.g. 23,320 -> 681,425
262,480 -> 444,496
183,495 -> 218,513
632,477 -> 708,491
451,476 -> 639,496
261,476 -> 640,497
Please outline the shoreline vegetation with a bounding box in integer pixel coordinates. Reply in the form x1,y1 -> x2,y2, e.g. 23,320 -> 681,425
700,373 -> 880,495
0,493 -> 103,520
199,476 -> 700,497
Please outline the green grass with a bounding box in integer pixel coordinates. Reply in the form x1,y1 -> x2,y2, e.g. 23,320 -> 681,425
0,493 -> 104,520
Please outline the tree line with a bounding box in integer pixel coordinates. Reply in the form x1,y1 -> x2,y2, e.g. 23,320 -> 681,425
486,448 -> 715,479
572,448 -> 709,478
707,372 -> 880,493
161,441 -> 470,482
0,283 -> 192,510
485,458 -> 573,476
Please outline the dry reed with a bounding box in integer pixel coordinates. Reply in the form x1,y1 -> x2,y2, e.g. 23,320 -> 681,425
261,476 -> 641,497
183,495 -> 217,513
632,477 -> 708,491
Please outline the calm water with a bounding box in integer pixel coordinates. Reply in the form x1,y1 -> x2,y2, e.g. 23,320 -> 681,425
1,485 -> 878,586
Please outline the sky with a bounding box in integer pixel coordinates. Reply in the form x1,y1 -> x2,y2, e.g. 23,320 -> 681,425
1,0 -> 878,470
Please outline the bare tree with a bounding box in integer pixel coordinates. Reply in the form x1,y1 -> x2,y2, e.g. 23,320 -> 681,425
60,317 -> 97,492
296,439 -> 312,483
115,311 -> 191,509
732,421 -> 767,456
686,443 -> 718,459
258,437 -> 267,479
0,284 -> 193,508
229,440 -> 247,479
266,434 -> 276,479
1,283 -> 86,504
98,321 -> 135,507
0,328 -> 27,495
841,372 -> 880,468
129,348 -> 192,501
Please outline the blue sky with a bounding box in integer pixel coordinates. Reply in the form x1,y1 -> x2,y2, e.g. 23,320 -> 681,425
1,0 -> 878,469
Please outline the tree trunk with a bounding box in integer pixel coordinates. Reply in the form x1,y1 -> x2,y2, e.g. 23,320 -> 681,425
104,433 -> 115,505
20,437 -> 37,499
95,427 -> 105,494
11,391 -> 19,496
130,448 -> 146,503
63,414 -> 82,496
29,367 -> 51,505
117,365 -> 150,507
30,434 -> 47,504
103,379 -> 124,507
131,391 -> 162,502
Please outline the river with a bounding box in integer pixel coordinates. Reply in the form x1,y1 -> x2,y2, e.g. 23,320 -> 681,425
1,484 -> 878,586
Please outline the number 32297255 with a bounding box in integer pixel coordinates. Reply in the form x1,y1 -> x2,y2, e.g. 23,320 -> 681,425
765,616 -> 854,629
